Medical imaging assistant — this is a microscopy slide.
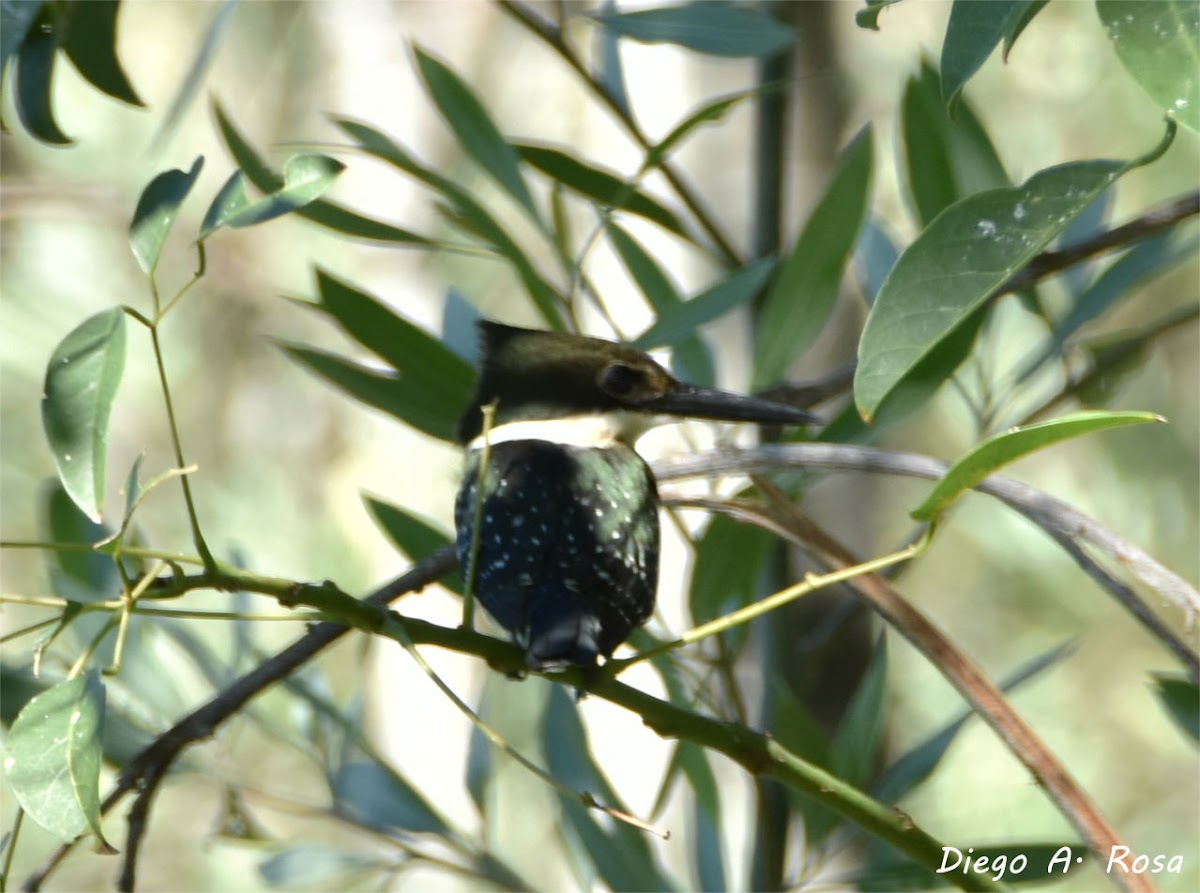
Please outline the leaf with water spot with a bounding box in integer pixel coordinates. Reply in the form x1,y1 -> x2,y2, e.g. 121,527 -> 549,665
854,124 -> 1174,420
1097,0 -> 1199,132
41,308 -> 127,521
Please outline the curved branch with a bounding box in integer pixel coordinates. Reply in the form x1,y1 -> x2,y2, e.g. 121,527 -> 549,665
654,443 -> 1199,675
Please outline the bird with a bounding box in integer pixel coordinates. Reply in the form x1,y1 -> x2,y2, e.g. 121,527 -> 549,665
454,321 -> 819,671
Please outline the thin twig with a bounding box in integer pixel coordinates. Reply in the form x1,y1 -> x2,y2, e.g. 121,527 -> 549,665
741,483 -> 1153,893
20,547 -> 457,893
654,444 -> 1199,677
497,0 -> 743,266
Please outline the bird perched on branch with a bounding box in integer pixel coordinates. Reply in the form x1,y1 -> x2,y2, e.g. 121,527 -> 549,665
455,321 -> 818,670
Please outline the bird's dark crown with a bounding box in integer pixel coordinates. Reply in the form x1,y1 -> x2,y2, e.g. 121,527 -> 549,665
456,322 -> 677,443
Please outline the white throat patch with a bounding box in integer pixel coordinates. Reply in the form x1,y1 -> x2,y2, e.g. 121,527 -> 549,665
467,411 -> 654,451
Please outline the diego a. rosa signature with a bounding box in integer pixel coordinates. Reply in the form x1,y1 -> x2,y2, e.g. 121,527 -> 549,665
938,845 -> 1185,882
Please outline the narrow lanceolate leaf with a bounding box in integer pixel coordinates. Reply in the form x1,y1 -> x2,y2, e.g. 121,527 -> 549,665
212,100 -> 432,246
856,0 -> 905,31
754,126 -> 873,388
1097,0 -> 1200,132
910,410 -> 1163,522
308,269 -> 475,413
1,2 -> 42,76
590,2 -> 799,58
363,495 -> 463,595
516,143 -> 689,239
14,6 -> 71,144
413,46 -> 538,221
1151,673 -> 1199,741
632,257 -> 775,350
854,125 -> 1174,421
129,156 -> 204,275
649,85 -> 773,168
42,308 -> 127,521
60,0 -> 143,106
4,671 -> 112,848
281,344 -> 462,444
940,0 -> 1038,113
200,154 -> 345,236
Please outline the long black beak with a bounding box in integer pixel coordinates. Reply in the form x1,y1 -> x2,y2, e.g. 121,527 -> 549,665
647,383 -> 821,427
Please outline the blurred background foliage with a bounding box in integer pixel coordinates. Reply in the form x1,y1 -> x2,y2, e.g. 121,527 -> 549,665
1,1 -> 1197,891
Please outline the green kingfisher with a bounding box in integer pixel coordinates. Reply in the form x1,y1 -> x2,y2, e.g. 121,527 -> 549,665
454,321 -> 819,671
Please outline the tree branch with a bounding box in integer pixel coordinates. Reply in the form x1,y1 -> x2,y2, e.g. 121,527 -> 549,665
655,443 -> 1199,677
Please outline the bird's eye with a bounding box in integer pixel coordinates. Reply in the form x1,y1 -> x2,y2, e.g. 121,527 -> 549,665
599,363 -> 643,397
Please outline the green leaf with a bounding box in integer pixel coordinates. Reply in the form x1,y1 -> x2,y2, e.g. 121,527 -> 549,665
363,495 -> 463,595
855,0 -> 905,31
200,154 -> 345,236
650,86 -> 770,167
281,344 -> 462,444
331,760 -> 449,835
911,411 -> 1163,521
335,117 -> 566,329
874,640 -> 1075,804
3,671 -> 112,848
590,2 -> 799,58
413,45 -> 538,221
1002,0 -> 1049,59
516,143 -> 689,239
43,481 -> 119,603
941,0 -> 1039,113
754,126 -> 873,387
632,257 -> 775,350
14,5 -> 70,144
542,688 -> 675,892
688,513 -> 773,623
1,0 -> 43,77
259,845 -> 381,890
129,157 -> 204,275
830,635 -> 887,787
1151,673 -> 1199,742
212,100 -> 432,246
309,270 -> 474,404
1018,231 -> 1191,381
1097,0 -> 1200,132
151,0 -> 236,152
902,61 -> 1010,226
606,223 -> 714,385
854,124 -> 1177,420
60,0 -> 143,106
41,308 -> 127,521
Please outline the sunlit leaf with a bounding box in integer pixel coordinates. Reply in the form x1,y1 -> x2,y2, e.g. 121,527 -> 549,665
855,123 -> 1174,420
1097,0 -> 1200,132
911,411 -> 1163,522
414,45 -> 538,220
3,671 -> 112,848
200,154 -> 345,236
129,157 -> 204,275
41,308 -> 127,521
212,100 -> 432,246
590,2 -> 799,58
754,126 -> 872,387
